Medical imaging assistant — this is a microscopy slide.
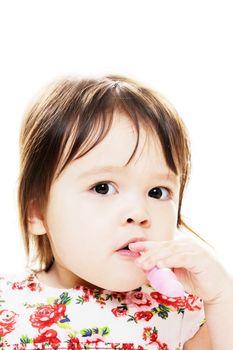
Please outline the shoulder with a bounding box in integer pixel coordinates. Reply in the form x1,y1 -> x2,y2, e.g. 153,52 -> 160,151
184,323 -> 212,349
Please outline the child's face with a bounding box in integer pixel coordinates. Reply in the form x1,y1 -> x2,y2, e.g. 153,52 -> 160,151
41,112 -> 180,291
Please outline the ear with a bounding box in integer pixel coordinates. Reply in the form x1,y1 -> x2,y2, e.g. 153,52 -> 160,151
27,200 -> 47,236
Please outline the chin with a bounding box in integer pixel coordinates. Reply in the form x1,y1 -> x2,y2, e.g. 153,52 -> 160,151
96,271 -> 148,292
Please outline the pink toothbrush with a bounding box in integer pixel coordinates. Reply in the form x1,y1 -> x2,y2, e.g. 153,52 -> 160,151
146,267 -> 185,297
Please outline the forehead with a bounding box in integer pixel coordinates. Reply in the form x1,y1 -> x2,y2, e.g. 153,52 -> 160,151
83,115 -> 160,164
57,112 -> 177,181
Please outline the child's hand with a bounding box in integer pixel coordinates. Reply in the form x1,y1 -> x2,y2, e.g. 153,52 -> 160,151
128,234 -> 232,304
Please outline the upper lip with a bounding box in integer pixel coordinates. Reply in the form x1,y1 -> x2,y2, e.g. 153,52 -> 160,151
116,237 -> 146,251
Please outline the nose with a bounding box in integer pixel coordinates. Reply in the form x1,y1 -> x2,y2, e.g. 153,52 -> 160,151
126,216 -> 150,227
121,198 -> 151,228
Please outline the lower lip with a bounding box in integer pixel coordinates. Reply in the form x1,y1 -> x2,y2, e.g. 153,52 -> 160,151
116,250 -> 141,258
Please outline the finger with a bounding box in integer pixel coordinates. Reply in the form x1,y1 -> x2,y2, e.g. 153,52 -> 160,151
156,252 -> 199,272
135,250 -> 174,270
128,241 -> 157,252
128,239 -> 176,253
135,246 -> 199,271
129,237 -> 192,252
134,240 -> 194,261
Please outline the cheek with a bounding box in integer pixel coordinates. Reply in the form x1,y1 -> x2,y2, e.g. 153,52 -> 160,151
45,199 -> 108,259
150,204 -> 178,241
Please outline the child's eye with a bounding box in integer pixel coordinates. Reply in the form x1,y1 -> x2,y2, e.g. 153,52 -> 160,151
91,182 -> 117,195
148,187 -> 171,200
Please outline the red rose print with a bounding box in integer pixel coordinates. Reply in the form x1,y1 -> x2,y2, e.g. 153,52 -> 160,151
134,311 -> 153,322
122,344 -> 135,349
111,291 -> 127,301
81,287 -> 93,302
0,309 -> 18,336
112,307 -> 128,317
30,304 -> 66,330
142,327 -> 158,342
11,279 -> 42,292
151,291 -> 186,310
185,294 -> 202,311
79,286 -> 106,305
156,341 -> 168,350
125,291 -> 152,308
142,326 -> 168,349
68,336 -> 82,350
84,338 -> 106,347
34,329 -> 60,349
27,282 -> 41,292
149,333 -> 158,342
12,281 -> 26,290
142,327 -> 151,340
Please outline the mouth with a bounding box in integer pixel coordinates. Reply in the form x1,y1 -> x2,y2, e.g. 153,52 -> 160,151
116,246 -> 141,258
116,238 -> 145,258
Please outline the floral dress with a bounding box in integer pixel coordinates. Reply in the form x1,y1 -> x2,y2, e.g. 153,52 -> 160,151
0,270 -> 205,349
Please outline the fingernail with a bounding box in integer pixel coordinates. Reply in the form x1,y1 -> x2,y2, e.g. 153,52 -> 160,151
129,242 -> 146,252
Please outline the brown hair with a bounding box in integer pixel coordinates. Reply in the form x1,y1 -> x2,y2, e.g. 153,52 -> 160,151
18,74 -> 195,271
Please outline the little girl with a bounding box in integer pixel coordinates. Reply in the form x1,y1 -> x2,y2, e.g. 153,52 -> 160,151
0,75 -> 232,349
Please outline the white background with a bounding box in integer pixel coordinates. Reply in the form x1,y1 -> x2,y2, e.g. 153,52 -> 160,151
0,1 -> 232,274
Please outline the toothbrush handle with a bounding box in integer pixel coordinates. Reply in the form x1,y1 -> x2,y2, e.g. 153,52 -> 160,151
146,267 -> 185,298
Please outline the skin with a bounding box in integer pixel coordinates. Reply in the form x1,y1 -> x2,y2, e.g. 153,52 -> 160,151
29,111 -> 233,349
29,112 -> 180,291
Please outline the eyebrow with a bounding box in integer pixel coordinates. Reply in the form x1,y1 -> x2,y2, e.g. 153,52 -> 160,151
77,165 -> 179,184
